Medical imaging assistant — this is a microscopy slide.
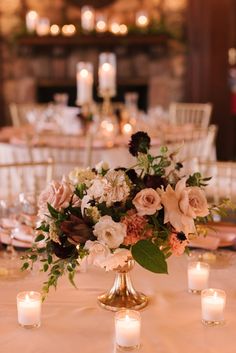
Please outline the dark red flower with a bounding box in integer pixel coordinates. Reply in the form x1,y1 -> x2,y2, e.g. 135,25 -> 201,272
129,131 -> 151,156
61,215 -> 94,245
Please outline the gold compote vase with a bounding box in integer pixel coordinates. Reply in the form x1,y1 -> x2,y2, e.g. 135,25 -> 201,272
97,259 -> 148,311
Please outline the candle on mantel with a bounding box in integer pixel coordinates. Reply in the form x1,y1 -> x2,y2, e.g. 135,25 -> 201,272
50,24 -> 60,36
17,291 -> 42,328
188,261 -> 210,293
136,10 -> 149,28
62,24 -> 76,36
115,310 -> 141,350
98,52 -> 116,97
109,20 -> 120,35
119,24 -> 128,35
81,6 -> 95,32
26,10 -> 38,33
76,62 -> 93,106
36,17 -> 50,36
201,288 -> 226,326
96,14 -> 107,33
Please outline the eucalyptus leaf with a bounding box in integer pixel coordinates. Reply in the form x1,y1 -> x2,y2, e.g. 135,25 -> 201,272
131,240 -> 168,274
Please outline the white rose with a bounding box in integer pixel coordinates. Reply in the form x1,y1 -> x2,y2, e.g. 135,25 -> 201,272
133,188 -> 162,216
93,215 -> 127,249
102,249 -> 131,271
84,240 -> 110,267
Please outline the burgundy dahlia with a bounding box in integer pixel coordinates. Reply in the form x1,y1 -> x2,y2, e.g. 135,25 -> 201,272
129,131 -> 151,156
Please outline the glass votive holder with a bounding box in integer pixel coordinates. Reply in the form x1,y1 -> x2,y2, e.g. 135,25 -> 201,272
201,288 -> 226,326
17,291 -> 42,328
188,261 -> 210,294
115,309 -> 141,351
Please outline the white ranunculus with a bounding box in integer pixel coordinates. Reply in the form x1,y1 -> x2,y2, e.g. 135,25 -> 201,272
84,240 -> 111,267
102,249 -> 131,271
93,215 -> 127,249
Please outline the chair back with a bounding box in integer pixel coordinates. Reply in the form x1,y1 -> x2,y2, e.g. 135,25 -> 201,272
169,102 -> 212,128
0,160 -> 53,201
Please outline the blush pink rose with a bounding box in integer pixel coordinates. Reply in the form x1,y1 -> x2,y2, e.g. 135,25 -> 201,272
132,188 -> 162,216
38,179 -> 73,219
187,187 -> 209,218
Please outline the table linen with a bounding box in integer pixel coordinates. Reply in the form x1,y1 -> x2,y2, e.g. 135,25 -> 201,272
0,253 -> 235,353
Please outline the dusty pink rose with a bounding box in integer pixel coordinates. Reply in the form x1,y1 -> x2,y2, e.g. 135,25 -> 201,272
38,179 -> 73,219
132,188 -> 162,216
169,232 -> 188,256
158,178 -> 196,236
121,210 -> 153,245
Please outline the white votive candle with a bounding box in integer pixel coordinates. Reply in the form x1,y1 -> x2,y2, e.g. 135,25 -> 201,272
188,261 -> 210,293
115,310 -> 141,350
136,10 -> 149,28
17,291 -> 42,328
201,288 -> 226,326
81,6 -> 95,32
26,10 -> 38,33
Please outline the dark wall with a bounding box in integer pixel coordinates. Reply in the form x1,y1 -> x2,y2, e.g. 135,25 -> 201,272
187,0 -> 236,160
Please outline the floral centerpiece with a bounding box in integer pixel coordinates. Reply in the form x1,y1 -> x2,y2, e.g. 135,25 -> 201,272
22,132 -> 223,310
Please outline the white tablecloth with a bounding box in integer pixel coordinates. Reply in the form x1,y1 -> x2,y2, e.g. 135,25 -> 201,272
0,253 -> 235,353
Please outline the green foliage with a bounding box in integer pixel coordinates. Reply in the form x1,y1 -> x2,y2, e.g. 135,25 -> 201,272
187,173 -> 211,187
131,240 -> 168,274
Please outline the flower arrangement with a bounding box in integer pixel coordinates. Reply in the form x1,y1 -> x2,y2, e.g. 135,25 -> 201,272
22,132 -> 222,296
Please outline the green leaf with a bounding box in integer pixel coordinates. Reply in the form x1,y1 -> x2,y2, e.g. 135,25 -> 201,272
131,240 -> 168,274
34,234 -> 45,242
43,263 -> 49,272
47,203 -> 59,218
21,262 -> 29,271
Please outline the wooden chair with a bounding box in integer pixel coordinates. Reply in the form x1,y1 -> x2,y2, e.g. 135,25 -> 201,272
169,102 -> 213,128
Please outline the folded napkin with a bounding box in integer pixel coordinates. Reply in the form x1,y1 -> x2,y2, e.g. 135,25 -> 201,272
189,223 -> 236,250
0,224 -> 34,248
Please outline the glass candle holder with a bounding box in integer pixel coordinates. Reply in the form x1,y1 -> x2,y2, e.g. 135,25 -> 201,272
81,6 -> 95,32
135,10 -> 149,28
187,261 -> 210,294
115,309 -> 141,351
36,18 -> 50,36
76,62 -> 93,106
26,10 -> 38,33
17,291 -> 42,328
201,288 -> 226,326
98,52 -> 116,98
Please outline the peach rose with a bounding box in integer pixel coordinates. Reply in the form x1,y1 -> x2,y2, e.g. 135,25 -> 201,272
38,179 -> 73,219
132,188 -> 162,216
159,178 -> 196,236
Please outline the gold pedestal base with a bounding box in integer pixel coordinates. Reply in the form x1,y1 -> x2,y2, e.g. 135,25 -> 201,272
97,261 -> 148,311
